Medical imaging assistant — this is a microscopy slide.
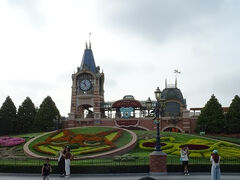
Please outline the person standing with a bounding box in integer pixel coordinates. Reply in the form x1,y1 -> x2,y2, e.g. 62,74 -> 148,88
180,145 -> 189,175
42,158 -> 52,180
65,146 -> 73,177
58,146 -> 66,177
210,150 -> 221,180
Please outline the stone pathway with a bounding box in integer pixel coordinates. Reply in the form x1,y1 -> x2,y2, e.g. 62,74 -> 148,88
1,173 -> 240,180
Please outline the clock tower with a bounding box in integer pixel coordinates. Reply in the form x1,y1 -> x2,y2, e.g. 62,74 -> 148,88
68,42 -> 104,126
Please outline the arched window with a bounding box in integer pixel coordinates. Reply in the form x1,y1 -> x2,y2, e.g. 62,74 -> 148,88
165,102 -> 180,116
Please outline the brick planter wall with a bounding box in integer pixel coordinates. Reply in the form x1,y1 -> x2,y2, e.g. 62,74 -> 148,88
149,151 -> 167,174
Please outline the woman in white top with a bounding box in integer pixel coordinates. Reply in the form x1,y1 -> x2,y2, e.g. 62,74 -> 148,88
210,150 -> 221,180
180,145 -> 189,175
64,146 -> 73,177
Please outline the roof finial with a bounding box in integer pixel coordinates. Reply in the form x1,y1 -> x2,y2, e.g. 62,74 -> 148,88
174,69 -> 181,88
165,78 -> 167,88
85,41 -> 88,49
89,32 -> 92,49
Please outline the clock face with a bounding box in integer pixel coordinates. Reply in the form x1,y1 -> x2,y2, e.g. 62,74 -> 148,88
80,79 -> 92,91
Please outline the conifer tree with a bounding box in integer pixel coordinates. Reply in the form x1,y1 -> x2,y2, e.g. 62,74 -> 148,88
17,97 -> 36,134
0,96 -> 17,135
196,94 -> 225,134
226,95 -> 240,133
34,96 -> 60,132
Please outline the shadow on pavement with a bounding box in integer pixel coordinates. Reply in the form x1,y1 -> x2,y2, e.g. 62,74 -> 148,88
138,177 -> 156,180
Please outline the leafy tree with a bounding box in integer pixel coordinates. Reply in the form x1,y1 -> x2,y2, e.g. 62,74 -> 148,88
17,97 -> 36,134
34,96 -> 60,132
0,96 -> 17,135
226,95 -> 240,133
196,94 -> 226,134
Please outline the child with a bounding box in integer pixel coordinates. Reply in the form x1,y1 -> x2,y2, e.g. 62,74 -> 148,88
180,145 -> 189,175
42,158 -> 52,180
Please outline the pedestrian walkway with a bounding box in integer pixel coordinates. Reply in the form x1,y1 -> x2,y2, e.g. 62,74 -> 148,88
0,173 -> 240,180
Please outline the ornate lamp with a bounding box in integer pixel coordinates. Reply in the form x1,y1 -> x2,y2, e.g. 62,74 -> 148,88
146,97 -> 152,116
154,87 -> 161,101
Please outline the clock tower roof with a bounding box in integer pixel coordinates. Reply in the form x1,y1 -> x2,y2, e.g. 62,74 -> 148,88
80,44 -> 96,73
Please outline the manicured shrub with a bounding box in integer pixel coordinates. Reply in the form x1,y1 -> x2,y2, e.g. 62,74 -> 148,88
161,136 -> 175,142
113,154 -> 138,162
189,152 -> 202,158
203,151 -> 212,158
187,139 -> 212,145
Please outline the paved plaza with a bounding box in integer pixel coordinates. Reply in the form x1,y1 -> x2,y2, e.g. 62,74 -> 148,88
0,173 -> 240,180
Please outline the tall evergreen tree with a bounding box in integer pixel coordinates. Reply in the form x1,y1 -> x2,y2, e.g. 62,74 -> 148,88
226,95 -> 240,133
196,94 -> 225,134
17,97 -> 36,134
34,96 -> 60,132
0,96 -> 17,135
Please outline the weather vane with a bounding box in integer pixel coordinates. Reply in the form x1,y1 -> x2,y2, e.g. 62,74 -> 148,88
89,32 -> 92,49
174,69 -> 181,87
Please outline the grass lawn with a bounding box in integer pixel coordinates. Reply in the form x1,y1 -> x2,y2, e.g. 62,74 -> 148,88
1,129 -> 240,166
71,127 -> 113,134
205,135 -> 240,145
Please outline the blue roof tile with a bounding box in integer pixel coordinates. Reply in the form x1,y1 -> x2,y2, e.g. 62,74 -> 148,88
80,48 -> 96,73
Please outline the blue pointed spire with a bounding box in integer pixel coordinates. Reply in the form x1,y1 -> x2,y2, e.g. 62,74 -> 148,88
80,43 -> 96,73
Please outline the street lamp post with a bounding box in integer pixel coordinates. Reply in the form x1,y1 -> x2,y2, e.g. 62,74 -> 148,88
149,87 -> 167,175
153,87 -> 165,151
55,115 -> 60,130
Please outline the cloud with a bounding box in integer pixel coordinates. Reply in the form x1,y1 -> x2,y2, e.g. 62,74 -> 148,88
1,0 -> 240,116
7,0 -> 45,28
212,72 -> 240,97
95,0 -> 229,42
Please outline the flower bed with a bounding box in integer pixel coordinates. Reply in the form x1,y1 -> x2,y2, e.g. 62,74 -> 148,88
142,142 -> 166,148
139,136 -> 240,159
179,144 -> 209,150
0,137 -> 25,147
32,128 -> 124,156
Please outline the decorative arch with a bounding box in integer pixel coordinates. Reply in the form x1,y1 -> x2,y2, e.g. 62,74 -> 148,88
76,104 -> 94,119
162,125 -> 184,133
112,99 -> 142,108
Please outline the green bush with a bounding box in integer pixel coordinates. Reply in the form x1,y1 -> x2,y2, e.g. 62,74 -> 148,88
68,143 -> 80,149
113,154 -> 138,162
189,152 -> 202,158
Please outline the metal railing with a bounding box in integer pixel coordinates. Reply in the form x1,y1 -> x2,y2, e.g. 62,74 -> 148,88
0,157 -> 149,166
1,156 -> 240,166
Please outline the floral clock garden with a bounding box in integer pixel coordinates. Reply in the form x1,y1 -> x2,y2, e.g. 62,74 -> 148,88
0,127 -> 240,173
26,127 -> 136,159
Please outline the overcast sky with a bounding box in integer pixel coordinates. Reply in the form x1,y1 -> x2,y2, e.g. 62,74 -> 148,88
0,0 -> 240,116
